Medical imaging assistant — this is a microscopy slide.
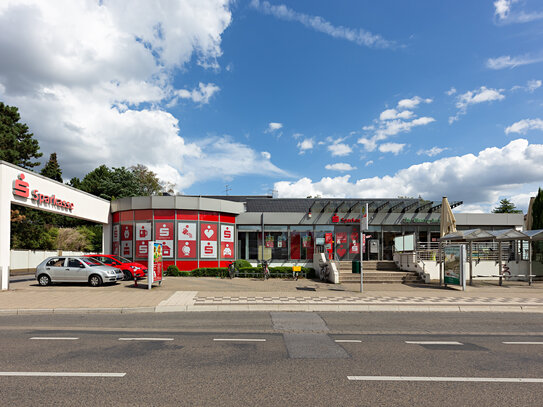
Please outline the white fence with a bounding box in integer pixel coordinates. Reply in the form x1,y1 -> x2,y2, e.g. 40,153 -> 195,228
10,250 -> 97,274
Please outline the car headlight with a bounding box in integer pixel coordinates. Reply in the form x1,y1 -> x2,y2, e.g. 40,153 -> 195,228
108,270 -> 116,275
132,266 -> 140,271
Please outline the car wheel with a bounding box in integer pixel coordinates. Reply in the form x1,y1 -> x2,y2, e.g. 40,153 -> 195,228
38,274 -> 51,286
89,274 -> 102,287
123,270 -> 132,281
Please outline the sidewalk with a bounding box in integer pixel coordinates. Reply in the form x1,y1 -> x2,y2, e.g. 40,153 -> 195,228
1,276 -> 543,314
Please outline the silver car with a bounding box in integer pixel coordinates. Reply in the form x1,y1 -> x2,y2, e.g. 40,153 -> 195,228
36,256 -> 123,287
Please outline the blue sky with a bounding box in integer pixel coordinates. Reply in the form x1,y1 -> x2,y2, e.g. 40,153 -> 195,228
1,0 -> 542,212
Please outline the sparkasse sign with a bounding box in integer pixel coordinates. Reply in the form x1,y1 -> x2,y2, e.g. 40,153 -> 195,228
13,173 -> 75,211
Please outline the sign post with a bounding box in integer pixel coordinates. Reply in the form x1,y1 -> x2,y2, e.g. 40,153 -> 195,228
443,244 -> 466,291
148,241 -> 163,290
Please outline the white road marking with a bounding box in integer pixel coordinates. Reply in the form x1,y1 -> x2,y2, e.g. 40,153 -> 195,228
213,338 -> 266,342
405,341 -> 463,345
118,338 -> 174,341
503,342 -> 543,345
30,337 -> 79,340
335,340 -> 362,343
0,372 -> 125,377
347,376 -> 543,383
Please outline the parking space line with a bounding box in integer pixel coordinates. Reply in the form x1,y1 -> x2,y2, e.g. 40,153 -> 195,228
503,342 -> 543,345
118,338 -> 174,341
213,338 -> 266,342
405,341 -> 463,345
347,376 -> 543,383
335,340 -> 362,343
0,372 -> 125,377
30,337 -> 79,340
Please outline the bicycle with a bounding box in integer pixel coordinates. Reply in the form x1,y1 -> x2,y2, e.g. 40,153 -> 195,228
261,259 -> 270,280
227,261 -> 238,279
319,263 -> 330,282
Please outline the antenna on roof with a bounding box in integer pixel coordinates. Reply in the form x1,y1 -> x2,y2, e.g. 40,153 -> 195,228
225,184 -> 232,196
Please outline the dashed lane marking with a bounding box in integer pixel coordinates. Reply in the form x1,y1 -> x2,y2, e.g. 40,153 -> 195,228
0,372 -> 125,377
30,337 -> 79,340
405,341 -> 463,345
118,338 -> 174,341
348,376 -> 543,383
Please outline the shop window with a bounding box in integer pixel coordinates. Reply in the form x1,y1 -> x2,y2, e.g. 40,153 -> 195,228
290,226 -> 314,260
263,229 -> 288,260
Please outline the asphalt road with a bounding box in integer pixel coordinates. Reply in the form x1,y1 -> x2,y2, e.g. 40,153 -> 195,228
1,312 -> 543,406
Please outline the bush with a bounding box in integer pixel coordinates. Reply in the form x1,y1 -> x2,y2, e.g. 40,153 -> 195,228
235,259 -> 252,268
165,265 -> 180,276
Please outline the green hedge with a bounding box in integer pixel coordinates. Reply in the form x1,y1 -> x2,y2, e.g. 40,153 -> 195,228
178,266 -> 315,279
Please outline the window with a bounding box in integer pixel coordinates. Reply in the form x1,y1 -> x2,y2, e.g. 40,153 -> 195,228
290,226 -> 314,260
264,226 -> 288,260
46,258 -> 65,267
68,259 -> 83,268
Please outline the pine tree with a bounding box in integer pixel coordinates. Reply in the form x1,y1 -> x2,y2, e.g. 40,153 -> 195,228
40,152 -> 63,182
0,102 -> 42,168
492,198 -> 522,214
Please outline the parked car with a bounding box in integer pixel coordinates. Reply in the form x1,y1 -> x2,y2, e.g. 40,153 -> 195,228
36,256 -> 123,287
83,254 -> 147,281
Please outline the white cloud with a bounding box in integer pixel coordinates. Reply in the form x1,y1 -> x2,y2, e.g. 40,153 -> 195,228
446,87 -> 457,96
176,82 -> 220,104
266,122 -> 283,132
505,118 -> 543,135
397,96 -> 432,110
378,142 -> 405,155
297,138 -> 314,154
365,160 -> 373,167
250,0 -> 395,49
274,139 -> 543,209
486,54 -> 543,69
449,86 -> 505,123
325,163 -> 356,172
261,151 -> 271,160
328,142 -> 353,157
417,146 -> 448,157
292,132 -> 303,139
379,109 -> 414,121
0,0 -> 251,191
511,79 -> 542,92
493,0 -> 543,23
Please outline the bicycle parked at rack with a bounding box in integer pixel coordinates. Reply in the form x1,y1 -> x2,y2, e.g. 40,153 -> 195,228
260,259 -> 270,280
227,261 -> 239,279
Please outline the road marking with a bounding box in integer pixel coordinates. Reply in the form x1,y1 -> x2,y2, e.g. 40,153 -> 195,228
30,337 -> 79,340
0,372 -> 125,377
213,338 -> 266,342
347,376 -> 543,383
335,340 -> 362,343
503,342 -> 543,345
405,341 -> 463,345
118,338 -> 174,341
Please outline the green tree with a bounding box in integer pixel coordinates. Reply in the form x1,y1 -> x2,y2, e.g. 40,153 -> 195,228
40,152 -> 63,182
532,188 -> 543,230
0,102 -> 42,168
130,164 -> 161,195
492,198 -> 522,214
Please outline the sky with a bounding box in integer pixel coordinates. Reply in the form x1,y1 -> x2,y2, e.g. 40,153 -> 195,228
0,0 -> 543,213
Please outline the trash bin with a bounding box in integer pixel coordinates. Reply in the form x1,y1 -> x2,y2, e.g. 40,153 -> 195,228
352,260 -> 361,274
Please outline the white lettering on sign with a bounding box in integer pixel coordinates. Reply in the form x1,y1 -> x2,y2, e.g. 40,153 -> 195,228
221,225 -> 234,242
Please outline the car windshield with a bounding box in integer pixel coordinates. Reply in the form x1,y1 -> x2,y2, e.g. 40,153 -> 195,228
82,258 -> 102,266
111,255 -> 131,263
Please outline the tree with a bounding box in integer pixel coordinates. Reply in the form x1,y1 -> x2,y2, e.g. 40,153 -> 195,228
0,102 -> 42,168
40,152 -> 63,182
130,164 -> 162,195
532,188 -> 543,230
492,198 -> 522,214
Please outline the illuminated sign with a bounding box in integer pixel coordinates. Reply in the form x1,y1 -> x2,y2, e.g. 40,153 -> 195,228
12,173 -> 74,210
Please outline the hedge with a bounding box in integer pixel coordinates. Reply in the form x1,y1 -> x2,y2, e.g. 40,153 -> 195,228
166,266 -> 315,279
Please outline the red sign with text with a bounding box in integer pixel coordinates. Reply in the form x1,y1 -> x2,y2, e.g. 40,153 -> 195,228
201,224 -> 217,241
155,223 -> 173,240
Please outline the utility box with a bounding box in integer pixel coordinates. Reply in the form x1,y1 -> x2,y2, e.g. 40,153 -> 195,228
352,260 -> 361,274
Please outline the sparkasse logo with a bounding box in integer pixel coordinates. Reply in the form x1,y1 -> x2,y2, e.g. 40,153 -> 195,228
12,173 -> 75,211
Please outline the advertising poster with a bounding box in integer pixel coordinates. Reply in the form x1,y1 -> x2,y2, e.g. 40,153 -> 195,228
221,224 -> 234,242
112,225 -> 120,242
121,225 -> 132,241
148,242 -> 163,289
336,232 -> 347,244
178,222 -> 196,259
220,242 -> 234,258
444,245 -> 466,289
135,240 -> 149,257
277,235 -> 286,248
112,241 -> 120,256
121,240 -> 132,257
155,222 -> 173,240
135,223 -> 151,241
201,241 -> 217,258
302,235 -> 312,248
201,223 -> 217,241
350,240 -> 359,254
265,235 -> 274,248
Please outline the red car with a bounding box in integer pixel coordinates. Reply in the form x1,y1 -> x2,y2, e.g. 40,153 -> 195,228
84,254 -> 147,281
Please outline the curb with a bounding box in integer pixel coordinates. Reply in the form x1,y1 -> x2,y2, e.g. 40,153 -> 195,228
1,304 -> 542,314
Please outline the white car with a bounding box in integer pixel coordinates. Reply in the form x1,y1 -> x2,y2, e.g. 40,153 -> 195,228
36,256 -> 123,287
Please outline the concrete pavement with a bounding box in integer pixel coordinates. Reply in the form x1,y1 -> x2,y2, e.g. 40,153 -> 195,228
2,275 -> 543,314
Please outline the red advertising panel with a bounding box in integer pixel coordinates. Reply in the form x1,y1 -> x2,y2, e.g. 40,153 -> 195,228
112,225 -> 120,242
121,225 -> 133,241
201,223 -> 217,241
155,222 -> 173,240
220,242 -> 234,258
136,240 -> 149,258
201,241 -> 217,258
179,241 -> 197,258
151,242 -> 163,285
112,241 -> 120,256
155,240 -> 173,258
121,241 -> 132,257
135,223 -> 151,240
